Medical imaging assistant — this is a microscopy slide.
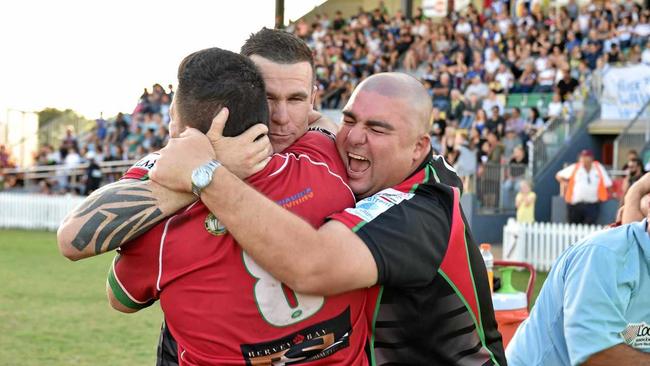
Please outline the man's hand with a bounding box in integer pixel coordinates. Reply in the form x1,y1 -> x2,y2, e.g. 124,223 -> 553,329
150,124 -> 216,192
151,108 -> 273,192
208,108 -> 273,178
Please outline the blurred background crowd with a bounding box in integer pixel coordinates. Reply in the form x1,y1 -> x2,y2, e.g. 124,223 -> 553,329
2,0 -> 650,205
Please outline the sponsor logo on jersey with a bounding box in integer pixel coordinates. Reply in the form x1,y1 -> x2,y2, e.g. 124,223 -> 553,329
122,153 -> 160,181
621,322 -> 650,349
204,213 -> 227,236
240,307 -> 351,366
275,188 -> 314,209
344,188 -> 414,223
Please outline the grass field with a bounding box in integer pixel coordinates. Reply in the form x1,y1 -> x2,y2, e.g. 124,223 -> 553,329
0,230 -> 163,366
0,230 -> 548,365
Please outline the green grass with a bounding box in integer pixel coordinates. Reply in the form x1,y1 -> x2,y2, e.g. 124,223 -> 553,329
0,230 -> 552,365
0,230 -> 163,366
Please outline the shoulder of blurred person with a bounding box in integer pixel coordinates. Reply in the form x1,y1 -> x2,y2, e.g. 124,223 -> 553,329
506,220 -> 650,365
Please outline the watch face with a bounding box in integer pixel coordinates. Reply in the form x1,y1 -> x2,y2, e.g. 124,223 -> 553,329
192,167 -> 209,189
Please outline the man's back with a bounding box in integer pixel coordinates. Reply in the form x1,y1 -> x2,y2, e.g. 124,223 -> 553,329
110,132 -> 370,365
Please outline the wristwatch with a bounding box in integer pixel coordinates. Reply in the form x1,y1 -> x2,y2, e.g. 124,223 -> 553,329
191,160 -> 222,196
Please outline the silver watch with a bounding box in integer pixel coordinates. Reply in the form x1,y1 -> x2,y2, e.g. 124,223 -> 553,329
191,160 -> 222,196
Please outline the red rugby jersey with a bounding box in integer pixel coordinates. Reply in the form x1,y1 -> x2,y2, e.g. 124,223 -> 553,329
108,131 -> 370,366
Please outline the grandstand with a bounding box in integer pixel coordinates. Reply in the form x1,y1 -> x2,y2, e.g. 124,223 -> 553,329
2,0 -> 650,244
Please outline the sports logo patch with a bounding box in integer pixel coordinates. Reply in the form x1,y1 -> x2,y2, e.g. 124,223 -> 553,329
204,213 -> 227,236
344,188 -> 414,223
621,322 -> 650,349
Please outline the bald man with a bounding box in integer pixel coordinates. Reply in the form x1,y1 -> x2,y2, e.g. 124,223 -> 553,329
151,73 -> 507,365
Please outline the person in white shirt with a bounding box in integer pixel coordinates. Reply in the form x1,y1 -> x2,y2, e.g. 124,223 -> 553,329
556,150 -> 613,224
455,16 -> 472,35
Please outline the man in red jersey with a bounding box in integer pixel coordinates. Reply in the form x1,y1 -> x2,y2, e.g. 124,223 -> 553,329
57,30 -> 368,365
104,48 -> 368,365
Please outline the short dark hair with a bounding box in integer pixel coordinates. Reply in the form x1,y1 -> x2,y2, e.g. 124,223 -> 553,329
175,47 -> 268,137
240,28 -> 314,71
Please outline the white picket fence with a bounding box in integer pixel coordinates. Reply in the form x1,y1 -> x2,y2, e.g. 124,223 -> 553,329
0,193 -> 84,231
502,219 -> 605,271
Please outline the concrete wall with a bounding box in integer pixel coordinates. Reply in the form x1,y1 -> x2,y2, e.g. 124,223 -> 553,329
461,193 -> 513,245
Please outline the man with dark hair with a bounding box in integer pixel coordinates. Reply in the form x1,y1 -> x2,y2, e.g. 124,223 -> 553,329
104,47 -> 369,364
58,30 -> 367,365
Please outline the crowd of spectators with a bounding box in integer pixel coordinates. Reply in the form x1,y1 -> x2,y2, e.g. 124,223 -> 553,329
4,2 -> 650,201
288,1 -> 650,205
0,84 -> 174,194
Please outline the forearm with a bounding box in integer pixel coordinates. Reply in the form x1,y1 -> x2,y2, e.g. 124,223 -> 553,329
622,181 -> 646,223
583,343 -> 650,366
57,179 -> 195,260
200,168 -> 326,291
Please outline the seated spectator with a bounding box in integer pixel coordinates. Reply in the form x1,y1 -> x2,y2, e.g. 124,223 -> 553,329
473,108 -> 489,136
482,90 -> 505,117
432,72 -> 452,112
464,75 -> 490,101
536,60 -> 557,92
461,93 -> 481,129
448,89 -> 466,126
507,173 -> 650,366
494,63 -> 514,93
512,62 -> 537,93
547,92 -> 565,120
506,107 -> 526,136
486,106 -> 505,137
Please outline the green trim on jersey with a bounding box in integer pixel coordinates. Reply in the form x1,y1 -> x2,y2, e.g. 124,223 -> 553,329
107,257 -> 155,310
351,220 -> 368,233
369,286 -> 385,366
438,269 -> 501,366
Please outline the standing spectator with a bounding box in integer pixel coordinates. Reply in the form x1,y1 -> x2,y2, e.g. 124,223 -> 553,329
547,92 -> 565,120
623,157 -> 645,194
556,68 -> 579,101
515,180 -> 536,223
502,145 -> 529,209
486,106 -> 505,137
556,150 -> 613,224
83,151 -> 102,195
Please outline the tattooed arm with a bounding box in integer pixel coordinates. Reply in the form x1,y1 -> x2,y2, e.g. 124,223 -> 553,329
57,179 -> 195,261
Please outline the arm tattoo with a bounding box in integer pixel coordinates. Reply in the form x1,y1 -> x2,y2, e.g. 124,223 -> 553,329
70,182 -> 163,254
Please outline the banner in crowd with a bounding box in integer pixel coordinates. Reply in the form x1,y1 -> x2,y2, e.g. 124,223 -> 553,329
601,64 -> 650,120
422,0 -> 448,17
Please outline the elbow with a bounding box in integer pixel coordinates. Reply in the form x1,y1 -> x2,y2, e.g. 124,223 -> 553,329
285,262 -> 335,296
56,224 -> 84,261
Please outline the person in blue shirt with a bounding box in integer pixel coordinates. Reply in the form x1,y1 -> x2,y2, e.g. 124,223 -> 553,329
507,174 -> 650,366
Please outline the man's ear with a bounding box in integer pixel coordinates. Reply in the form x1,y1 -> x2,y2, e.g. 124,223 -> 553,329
413,134 -> 431,162
311,84 -> 318,105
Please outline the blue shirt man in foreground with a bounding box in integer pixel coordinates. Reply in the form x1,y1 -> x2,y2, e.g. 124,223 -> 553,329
507,174 -> 650,366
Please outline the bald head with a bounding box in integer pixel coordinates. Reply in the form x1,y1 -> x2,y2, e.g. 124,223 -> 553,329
354,73 -> 433,135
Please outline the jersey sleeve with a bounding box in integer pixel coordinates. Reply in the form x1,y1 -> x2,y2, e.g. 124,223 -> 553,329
120,152 -> 160,181
562,244 -> 632,365
330,187 -> 453,287
107,226 -> 163,310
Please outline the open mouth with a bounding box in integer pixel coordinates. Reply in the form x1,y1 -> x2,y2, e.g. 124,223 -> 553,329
347,152 -> 371,174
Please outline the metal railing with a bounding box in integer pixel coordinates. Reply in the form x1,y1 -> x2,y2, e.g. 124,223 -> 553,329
527,95 -> 600,176
1,159 -> 137,191
612,98 -> 650,170
472,162 -> 531,214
